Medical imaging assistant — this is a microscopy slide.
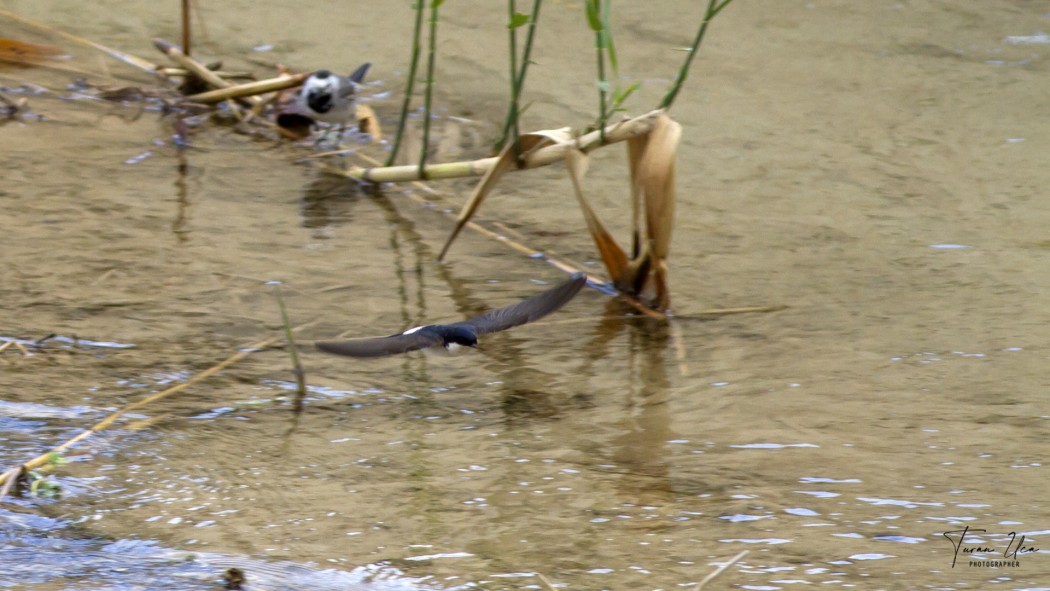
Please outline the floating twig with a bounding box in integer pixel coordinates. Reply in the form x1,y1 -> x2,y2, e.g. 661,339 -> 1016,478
0,334 -> 281,495
695,550 -> 748,591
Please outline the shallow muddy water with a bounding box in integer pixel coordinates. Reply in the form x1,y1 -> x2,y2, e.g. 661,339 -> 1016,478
3,1 -> 1050,589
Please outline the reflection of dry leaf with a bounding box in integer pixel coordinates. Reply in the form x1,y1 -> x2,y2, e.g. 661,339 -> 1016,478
0,38 -> 63,66
355,103 -> 382,141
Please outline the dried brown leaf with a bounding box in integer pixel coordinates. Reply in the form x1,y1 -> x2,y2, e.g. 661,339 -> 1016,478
355,103 -> 382,141
438,131 -> 560,260
641,112 -> 680,262
626,131 -> 649,259
565,148 -> 629,283
0,38 -> 62,66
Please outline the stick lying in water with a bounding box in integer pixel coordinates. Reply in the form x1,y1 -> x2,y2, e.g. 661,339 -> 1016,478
0,334 -> 281,497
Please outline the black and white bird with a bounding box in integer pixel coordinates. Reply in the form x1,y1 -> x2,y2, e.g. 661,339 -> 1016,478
297,63 -> 371,129
316,273 -> 587,358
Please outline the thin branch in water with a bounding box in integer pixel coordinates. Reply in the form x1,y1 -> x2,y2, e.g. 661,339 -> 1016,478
658,0 -> 736,109
271,282 -> 307,406
385,0 -> 426,167
0,333 -> 282,495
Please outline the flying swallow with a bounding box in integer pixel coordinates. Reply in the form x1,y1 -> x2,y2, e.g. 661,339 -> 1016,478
316,273 -> 587,358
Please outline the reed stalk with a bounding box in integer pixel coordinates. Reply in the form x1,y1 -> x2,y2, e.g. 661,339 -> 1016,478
418,0 -> 443,177
586,0 -> 609,143
272,283 -> 307,400
503,0 -> 519,150
495,0 -> 542,154
181,0 -> 192,57
658,0 -> 735,109
385,0 -> 427,167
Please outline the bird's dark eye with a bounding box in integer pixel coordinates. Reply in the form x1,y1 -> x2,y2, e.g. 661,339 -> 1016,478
314,70 -> 332,79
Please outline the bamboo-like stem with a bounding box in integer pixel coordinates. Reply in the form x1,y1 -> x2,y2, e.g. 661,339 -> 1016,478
184,72 -> 307,104
161,68 -> 253,79
418,0 -> 442,178
385,0 -> 427,167
0,8 -> 165,77
0,334 -> 281,494
658,0 -> 735,109
153,39 -> 262,107
344,109 -> 661,183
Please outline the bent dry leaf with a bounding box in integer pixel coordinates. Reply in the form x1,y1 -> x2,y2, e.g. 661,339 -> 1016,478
638,112 -> 681,310
438,130 -> 563,260
0,38 -> 63,67
565,147 -> 629,284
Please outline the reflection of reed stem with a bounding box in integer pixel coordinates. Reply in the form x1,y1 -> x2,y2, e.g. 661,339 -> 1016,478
385,1 -> 426,167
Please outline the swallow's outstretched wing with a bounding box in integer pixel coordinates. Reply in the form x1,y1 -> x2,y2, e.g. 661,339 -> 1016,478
316,328 -> 442,358
458,272 -> 587,336
316,273 -> 587,358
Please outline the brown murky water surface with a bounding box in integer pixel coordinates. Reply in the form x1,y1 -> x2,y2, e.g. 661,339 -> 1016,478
3,1 -> 1050,589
